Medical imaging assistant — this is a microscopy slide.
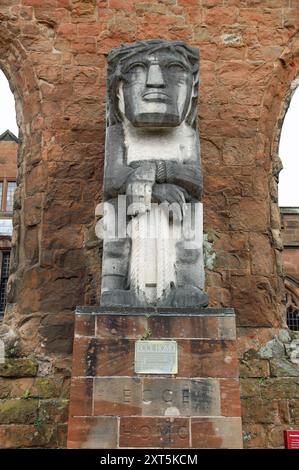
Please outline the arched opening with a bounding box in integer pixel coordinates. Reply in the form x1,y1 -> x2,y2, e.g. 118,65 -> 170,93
0,70 -> 18,318
279,83 -> 299,331
279,85 -> 299,207
0,22 -> 44,327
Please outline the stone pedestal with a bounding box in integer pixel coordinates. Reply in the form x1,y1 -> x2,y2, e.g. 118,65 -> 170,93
67,307 -> 243,449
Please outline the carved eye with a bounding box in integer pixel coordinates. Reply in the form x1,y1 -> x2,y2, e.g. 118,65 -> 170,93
168,62 -> 186,73
126,62 -> 146,74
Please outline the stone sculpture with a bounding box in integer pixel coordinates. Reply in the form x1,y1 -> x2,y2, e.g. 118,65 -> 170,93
99,39 -> 208,308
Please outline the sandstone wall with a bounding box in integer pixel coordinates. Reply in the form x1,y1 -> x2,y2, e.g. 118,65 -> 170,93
0,0 -> 298,448
281,209 -> 299,280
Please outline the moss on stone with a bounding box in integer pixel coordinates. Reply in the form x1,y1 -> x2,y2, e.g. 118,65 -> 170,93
33,378 -> 60,398
0,399 -> 39,424
0,358 -> 38,378
270,358 -> 299,377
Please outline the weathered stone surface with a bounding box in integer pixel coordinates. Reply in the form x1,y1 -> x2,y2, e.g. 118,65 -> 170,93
0,399 -> 39,424
259,378 -> 299,399
243,424 -> 267,449
75,315 -> 95,337
0,358 -> 38,378
289,399 -> 299,423
69,378 -> 93,417
68,417 -> 118,449
0,425 -> 41,449
231,276 -> 281,327
240,378 -> 261,398
267,425 -> 288,448
39,314 -> 74,354
191,417 -> 243,448
249,233 -> 274,276
72,337 -> 135,377
68,312 -> 241,448
259,338 -> 286,359
41,399 -> 69,424
119,417 -> 190,448
141,378 -> 221,417
0,0 -> 295,449
269,358 -> 299,377
0,377 -> 64,399
179,339 -> 238,378
94,377 -> 142,416
240,359 -> 270,378
242,398 -> 281,424
220,379 -> 241,417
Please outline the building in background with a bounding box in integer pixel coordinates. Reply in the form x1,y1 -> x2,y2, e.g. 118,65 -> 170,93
281,207 -> 299,331
0,129 -> 17,316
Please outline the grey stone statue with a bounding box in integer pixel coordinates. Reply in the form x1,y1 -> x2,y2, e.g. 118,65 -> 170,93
99,39 -> 208,308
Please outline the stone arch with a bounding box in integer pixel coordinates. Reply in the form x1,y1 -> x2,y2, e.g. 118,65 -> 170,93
0,19 -> 46,353
258,32 -> 299,328
0,12 -> 98,356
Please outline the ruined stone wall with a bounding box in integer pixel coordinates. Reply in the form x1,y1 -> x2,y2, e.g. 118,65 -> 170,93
281,209 -> 299,279
0,0 -> 298,448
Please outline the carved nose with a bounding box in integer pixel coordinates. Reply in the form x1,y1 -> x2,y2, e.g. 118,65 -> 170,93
146,64 -> 165,88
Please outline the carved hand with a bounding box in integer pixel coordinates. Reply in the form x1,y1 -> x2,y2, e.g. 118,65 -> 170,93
152,183 -> 191,220
164,161 -> 202,198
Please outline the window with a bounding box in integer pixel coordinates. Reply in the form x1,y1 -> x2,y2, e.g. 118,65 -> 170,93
0,252 -> 10,314
6,181 -> 16,212
0,180 -> 16,212
287,306 -> 299,331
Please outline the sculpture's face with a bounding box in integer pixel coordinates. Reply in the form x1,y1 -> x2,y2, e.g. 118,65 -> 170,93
119,49 -> 193,127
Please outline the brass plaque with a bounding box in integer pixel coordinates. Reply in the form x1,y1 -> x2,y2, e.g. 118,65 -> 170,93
134,340 -> 178,374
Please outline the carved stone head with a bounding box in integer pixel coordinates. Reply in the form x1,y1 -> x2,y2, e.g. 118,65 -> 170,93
107,40 -> 199,129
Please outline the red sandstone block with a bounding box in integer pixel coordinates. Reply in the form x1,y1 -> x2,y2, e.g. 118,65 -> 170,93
108,0 -> 134,10
69,378 -> 93,417
142,377 -> 221,417
57,0 -> 71,6
247,0 -> 288,6
72,39 -> 97,54
68,417 -> 117,449
218,316 -> 236,340
75,315 -> 95,337
202,0 -> 223,7
0,425 -> 39,448
178,340 -> 238,378
204,6 -> 239,27
239,8 -> 282,28
23,0 -> 57,5
178,0 -> 200,6
119,417 -> 190,448
148,315 -> 219,340
57,23 -> 77,39
94,377 -> 142,416
96,315 -> 148,339
191,417 -> 243,448
71,337 -> 98,377
77,24 -> 101,36
72,337 -> 135,377
96,314 -> 232,340
95,339 -> 135,376
220,379 -> 241,417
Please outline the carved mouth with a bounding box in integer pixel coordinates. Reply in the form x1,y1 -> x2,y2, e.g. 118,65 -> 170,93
142,91 -> 170,102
